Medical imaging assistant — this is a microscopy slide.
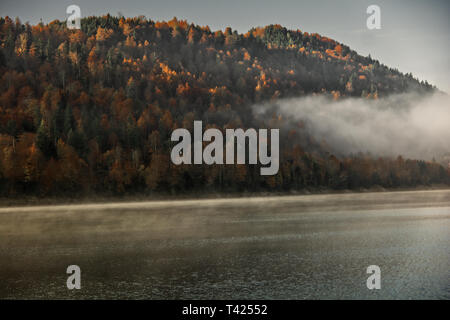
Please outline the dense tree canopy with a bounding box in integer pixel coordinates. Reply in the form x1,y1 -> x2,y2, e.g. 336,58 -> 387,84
0,15 -> 447,196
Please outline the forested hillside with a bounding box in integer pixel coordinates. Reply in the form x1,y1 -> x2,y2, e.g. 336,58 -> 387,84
0,15 -> 448,196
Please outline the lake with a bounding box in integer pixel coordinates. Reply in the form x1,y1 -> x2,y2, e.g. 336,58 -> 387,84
0,190 -> 449,299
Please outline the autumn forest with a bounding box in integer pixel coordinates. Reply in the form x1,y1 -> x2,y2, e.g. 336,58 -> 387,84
0,15 -> 448,197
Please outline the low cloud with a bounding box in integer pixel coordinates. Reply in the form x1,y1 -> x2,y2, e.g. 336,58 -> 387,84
255,92 -> 450,161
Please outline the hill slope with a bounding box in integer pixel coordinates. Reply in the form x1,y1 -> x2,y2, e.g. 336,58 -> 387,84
0,15 -> 447,196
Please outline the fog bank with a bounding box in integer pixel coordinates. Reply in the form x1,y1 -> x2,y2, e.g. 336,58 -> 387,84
256,92 -> 450,161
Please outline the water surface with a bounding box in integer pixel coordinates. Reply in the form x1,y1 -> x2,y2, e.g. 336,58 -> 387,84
0,190 -> 449,299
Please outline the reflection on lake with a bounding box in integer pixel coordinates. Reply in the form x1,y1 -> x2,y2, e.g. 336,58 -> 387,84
0,190 -> 449,299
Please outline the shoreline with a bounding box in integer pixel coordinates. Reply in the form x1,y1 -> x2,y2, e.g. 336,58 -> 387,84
0,184 -> 449,208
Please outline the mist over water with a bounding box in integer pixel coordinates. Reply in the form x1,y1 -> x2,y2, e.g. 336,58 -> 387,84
256,92 -> 450,160
0,190 -> 449,299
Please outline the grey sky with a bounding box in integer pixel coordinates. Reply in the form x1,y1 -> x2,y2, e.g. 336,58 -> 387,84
1,0 -> 449,92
